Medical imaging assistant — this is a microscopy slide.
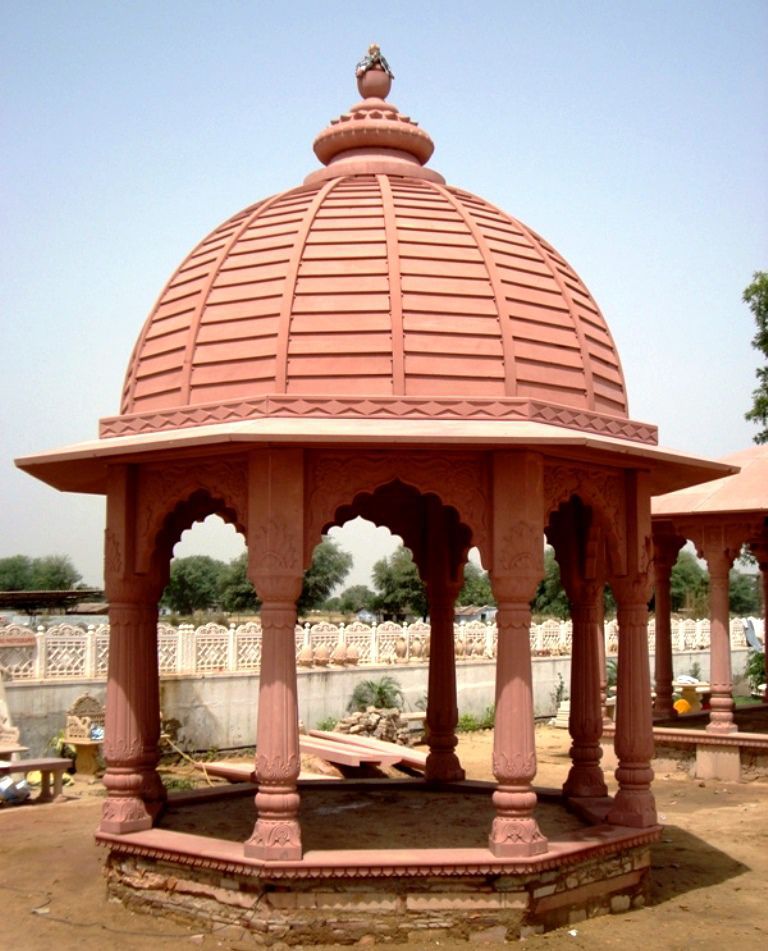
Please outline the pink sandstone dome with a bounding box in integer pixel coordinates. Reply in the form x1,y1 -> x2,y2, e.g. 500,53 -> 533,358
103,53 -> 652,444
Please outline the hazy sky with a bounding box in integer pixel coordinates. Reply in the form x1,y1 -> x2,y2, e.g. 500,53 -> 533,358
2,1 -> 767,588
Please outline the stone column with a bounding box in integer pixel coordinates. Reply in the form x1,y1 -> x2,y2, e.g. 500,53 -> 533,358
563,590 -> 608,799
749,541 -> 768,703
606,595 -> 657,827
244,449 -> 305,861
488,451 -> 547,857
244,580 -> 303,860
703,548 -> 737,734
652,531 -> 684,721
99,466 -> 165,834
425,575 -> 465,783
607,471 -> 657,828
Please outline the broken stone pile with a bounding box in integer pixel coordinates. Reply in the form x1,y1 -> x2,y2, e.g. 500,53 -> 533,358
333,706 -> 411,745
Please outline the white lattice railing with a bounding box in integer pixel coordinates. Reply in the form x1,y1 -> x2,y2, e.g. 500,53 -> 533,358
0,616 -> 761,683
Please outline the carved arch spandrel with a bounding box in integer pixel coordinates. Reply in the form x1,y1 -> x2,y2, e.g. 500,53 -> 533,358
543,463 -> 626,576
135,456 -> 248,572
305,450 -> 491,567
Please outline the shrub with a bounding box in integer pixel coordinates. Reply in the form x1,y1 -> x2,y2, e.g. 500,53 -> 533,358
745,650 -> 766,694
346,675 -> 404,712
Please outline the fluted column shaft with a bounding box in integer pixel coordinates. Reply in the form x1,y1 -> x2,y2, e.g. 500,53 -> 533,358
563,598 -> 607,798
489,600 -> 547,856
706,551 -> 737,734
100,599 -> 165,833
245,595 -> 302,859
606,600 -> 657,827
425,579 -> 465,783
653,558 -> 675,720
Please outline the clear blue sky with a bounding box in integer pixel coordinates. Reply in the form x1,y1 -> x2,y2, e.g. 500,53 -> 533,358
2,1 -> 766,587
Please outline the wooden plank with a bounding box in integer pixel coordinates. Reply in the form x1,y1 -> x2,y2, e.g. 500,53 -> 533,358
309,731 -> 427,770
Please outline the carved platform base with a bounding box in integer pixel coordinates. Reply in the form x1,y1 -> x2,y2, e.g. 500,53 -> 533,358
606,790 -> 657,829
562,765 -> 608,799
425,751 -> 466,783
244,819 -> 302,861
99,796 -> 153,834
488,817 -> 548,857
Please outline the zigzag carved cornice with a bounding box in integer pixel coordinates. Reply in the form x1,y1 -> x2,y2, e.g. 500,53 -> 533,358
99,396 -> 658,444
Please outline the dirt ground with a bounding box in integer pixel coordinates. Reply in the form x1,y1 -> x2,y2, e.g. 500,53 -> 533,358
1,726 -> 767,951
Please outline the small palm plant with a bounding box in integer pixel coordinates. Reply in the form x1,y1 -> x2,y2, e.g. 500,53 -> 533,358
347,675 -> 404,712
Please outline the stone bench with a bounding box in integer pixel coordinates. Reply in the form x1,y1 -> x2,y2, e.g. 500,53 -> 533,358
0,757 -> 71,803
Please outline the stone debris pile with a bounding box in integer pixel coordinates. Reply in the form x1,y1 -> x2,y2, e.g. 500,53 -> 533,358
334,707 -> 412,746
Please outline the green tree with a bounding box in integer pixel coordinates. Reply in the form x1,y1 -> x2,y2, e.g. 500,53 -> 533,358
297,538 -> 353,614
0,554 -> 81,591
162,555 -> 226,614
743,270 -> 768,443
531,547 -> 570,619
0,555 -> 34,591
30,554 -> 81,589
457,562 -> 495,607
218,553 -> 259,613
338,584 -> 376,615
669,550 -> 709,615
372,546 -> 428,620
729,569 -> 760,614
217,537 -> 352,616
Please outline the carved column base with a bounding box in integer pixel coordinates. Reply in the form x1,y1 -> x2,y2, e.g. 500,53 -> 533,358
425,749 -> 466,783
706,696 -> 737,734
653,693 -> 675,721
563,763 -> 608,799
99,796 -> 153,834
489,816 -> 548,857
606,763 -> 657,827
244,818 -> 303,861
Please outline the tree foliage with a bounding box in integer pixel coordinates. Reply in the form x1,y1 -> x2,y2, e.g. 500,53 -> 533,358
338,584 -> 376,615
218,553 -> 259,614
371,546 -> 428,620
162,555 -> 226,614
297,538 -> 353,614
0,554 -> 81,591
457,562 -> 495,607
743,270 -> 768,444
531,547 -> 570,619
729,569 -> 760,615
669,550 -> 708,615
195,537 -> 353,617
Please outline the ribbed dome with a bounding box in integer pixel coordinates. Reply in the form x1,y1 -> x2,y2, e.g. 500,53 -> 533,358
103,53 -> 645,443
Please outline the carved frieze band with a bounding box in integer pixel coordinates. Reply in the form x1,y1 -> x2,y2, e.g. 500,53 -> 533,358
99,395 -> 658,445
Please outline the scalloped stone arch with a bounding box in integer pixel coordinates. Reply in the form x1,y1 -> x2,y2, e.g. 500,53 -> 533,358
136,457 -> 248,573
304,449 -> 490,568
543,463 -> 626,577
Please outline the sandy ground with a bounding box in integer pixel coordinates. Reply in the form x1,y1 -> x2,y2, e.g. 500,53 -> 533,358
1,726 -> 766,951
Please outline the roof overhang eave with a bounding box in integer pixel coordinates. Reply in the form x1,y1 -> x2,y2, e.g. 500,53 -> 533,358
15,417 -> 736,498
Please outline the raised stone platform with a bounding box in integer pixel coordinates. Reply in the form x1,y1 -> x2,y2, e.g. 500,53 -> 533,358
98,780 -> 658,943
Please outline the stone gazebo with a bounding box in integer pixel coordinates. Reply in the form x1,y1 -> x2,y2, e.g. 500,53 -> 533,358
17,52 -> 733,938
651,444 -> 768,780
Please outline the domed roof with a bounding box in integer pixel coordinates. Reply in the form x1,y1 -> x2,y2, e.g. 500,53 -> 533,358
103,51 -> 650,444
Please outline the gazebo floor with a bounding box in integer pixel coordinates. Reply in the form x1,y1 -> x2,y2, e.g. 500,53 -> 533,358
98,779 -> 658,943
